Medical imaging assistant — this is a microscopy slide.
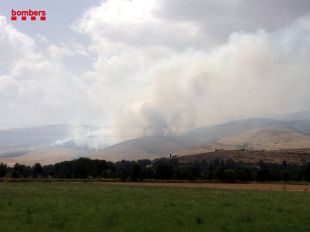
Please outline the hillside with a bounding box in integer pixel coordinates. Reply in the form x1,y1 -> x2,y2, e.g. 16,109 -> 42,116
0,124 -> 71,147
218,128 -> 310,150
177,149 -> 310,165
0,147 -> 84,166
0,124 -> 94,165
1,112 -> 310,164
91,117 -> 310,161
91,136 -> 194,161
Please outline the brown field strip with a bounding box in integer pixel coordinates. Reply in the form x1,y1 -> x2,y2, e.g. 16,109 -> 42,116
1,178 -> 310,192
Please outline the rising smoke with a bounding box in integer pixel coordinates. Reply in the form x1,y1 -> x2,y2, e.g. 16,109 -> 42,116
1,0 -> 310,148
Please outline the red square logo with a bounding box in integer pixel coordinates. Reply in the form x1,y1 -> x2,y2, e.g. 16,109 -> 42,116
21,16 -> 27,21
40,16 -> 46,21
11,16 -> 17,21
31,16 -> 36,21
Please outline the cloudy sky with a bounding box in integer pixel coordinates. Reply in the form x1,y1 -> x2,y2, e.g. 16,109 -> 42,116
1,0 -> 310,142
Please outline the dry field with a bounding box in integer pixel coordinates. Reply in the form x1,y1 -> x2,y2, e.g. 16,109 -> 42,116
2,178 -> 309,192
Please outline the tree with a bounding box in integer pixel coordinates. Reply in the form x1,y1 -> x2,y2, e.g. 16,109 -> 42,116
223,169 -> 237,183
13,163 -> 26,178
115,160 -> 132,180
237,167 -> 253,181
187,165 -> 200,180
257,168 -> 271,182
33,163 -> 43,177
0,163 -> 8,177
305,164 -> 310,181
73,158 -> 96,178
154,161 -> 174,179
130,163 -> 141,181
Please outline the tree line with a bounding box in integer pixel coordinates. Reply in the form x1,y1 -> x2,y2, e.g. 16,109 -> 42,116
0,157 -> 310,182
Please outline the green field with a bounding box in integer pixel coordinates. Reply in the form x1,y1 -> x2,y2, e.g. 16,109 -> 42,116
0,183 -> 310,232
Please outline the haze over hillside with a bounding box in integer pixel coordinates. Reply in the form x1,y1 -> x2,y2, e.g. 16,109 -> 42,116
1,0 -> 310,165
91,113 -> 310,161
1,111 -> 310,164
0,124 -> 100,165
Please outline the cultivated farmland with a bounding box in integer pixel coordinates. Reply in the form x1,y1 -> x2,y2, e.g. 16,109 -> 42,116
0,182 -> 310,232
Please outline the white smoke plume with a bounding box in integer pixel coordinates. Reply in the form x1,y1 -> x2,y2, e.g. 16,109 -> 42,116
0,0 -> 310,147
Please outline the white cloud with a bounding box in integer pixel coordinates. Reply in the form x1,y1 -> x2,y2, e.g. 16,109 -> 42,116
0,17 -> 35,72
75,0 -> 207,50
0,16 -> 94,127
73,1 -> 310,139
155,0 -> 310,40
1,1 -> 310,147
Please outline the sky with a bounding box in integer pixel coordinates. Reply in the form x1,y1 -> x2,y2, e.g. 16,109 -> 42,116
0,0 -> 310,144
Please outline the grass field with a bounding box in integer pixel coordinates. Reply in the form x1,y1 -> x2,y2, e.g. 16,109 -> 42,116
0,183 -> 310,232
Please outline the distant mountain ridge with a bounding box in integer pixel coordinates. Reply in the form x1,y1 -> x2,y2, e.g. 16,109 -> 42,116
0,124 -> 71,147
1,111 -> 310,164
276,110 -> 310,121
91,112 -> 310,161
0,124 -> 95,165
